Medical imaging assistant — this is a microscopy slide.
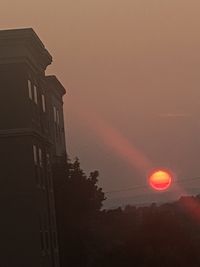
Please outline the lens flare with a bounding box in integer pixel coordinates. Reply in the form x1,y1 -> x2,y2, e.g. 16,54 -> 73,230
149,169 -> 172,191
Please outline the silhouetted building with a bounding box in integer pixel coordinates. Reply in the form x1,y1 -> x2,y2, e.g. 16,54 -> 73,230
0,28 -> 66,267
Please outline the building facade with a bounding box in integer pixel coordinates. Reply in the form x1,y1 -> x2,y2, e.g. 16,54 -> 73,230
0,28 -> 66,267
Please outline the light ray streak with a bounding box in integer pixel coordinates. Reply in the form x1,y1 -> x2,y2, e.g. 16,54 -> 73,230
77,108 -> 153,175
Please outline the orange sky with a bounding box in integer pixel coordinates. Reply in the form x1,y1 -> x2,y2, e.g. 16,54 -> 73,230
2,0 -> 200,206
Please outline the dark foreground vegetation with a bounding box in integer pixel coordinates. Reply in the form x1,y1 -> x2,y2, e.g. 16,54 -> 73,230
53,159 -> 200,267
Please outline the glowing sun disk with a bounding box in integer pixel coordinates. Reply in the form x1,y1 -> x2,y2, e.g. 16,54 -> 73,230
149,170 -> 172,191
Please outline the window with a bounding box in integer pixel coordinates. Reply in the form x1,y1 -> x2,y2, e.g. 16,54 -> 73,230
53,106 -> 57,122
53,106 -> 60,125
46,153 -> 51,169
39,148 -> 42,167
33,85 -> 38,104
39,215 -> 45,252
48,173 -> 53,191
45,231 -> 49,250
33,145 -> 37,164
44,214 -> 49,251
42,94 -> 46,112
56,110 -> 60,125
53,231 -> 57,249
28,80 -> 32,99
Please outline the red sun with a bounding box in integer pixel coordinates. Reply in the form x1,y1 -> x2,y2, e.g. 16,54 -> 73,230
149,169 -> 172,191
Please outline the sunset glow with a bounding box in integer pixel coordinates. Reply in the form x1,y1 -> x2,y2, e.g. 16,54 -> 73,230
76,105 -> 153,174
149,170 -> 172,191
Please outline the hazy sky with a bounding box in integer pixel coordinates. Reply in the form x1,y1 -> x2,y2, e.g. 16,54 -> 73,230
2,0 -> 200,206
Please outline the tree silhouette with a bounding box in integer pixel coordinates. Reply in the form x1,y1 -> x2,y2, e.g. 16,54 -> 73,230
53,157 -> 105,267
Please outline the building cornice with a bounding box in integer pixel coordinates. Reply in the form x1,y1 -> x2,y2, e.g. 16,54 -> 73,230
0,28 -> 52,73
0,128 -> 53,145
45,75 -> 66,97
